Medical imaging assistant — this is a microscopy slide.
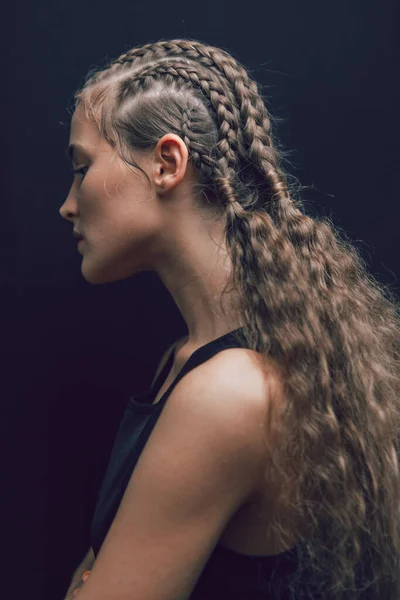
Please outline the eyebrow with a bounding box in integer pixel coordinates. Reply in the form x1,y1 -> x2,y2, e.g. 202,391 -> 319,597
65,143 -> 88,163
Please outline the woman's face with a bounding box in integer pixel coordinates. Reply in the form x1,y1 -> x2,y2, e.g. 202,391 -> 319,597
59,103 -> 176,284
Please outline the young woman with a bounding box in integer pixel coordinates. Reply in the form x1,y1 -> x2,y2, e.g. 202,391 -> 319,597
60,38 -> 400,599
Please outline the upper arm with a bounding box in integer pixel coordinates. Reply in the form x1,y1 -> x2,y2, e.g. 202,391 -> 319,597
78,349 -> 273,600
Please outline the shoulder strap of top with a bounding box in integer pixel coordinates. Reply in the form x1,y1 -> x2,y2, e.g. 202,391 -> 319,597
151,327 -> 246,403
151,335 -> 187,390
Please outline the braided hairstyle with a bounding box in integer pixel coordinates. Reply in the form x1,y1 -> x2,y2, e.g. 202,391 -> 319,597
71,39 -> 400,598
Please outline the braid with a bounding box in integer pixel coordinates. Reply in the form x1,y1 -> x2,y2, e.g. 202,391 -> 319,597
87,40 -> 299,225
110,40 -> 299,224
114,57 -> 243,211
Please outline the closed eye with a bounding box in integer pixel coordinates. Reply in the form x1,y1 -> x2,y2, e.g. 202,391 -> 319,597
72,166 -> 88,179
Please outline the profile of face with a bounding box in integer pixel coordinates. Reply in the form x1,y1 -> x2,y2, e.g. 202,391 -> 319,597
59,103 -> 194,284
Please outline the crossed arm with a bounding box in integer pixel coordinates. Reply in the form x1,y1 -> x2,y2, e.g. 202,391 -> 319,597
63,337 -> 184,599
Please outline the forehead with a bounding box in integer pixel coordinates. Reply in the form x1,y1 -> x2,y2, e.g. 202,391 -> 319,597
68,104 -> 104,159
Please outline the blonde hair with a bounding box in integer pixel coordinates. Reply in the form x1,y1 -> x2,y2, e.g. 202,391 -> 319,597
71,39 -> 400,598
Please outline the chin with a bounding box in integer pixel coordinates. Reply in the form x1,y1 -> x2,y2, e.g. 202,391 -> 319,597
80,260 -> 153,284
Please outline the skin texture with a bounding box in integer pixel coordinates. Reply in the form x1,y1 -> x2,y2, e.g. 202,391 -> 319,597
60,104 -> 243,352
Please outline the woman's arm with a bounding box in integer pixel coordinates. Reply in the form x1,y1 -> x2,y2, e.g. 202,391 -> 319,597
64,547 -> 95,599
63,337 -> 185,598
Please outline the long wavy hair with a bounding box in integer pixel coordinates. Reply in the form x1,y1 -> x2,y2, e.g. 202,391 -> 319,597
70,39 -> 400,598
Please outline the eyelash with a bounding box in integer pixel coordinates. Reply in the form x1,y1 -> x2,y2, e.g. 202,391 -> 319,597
72,166 -> 88,179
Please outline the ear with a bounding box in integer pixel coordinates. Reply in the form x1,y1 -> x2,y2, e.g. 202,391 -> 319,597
153,134 -> 189,196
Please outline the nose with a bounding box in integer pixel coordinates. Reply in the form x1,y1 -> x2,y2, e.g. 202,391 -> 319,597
59,189 -> 77,221
59,203 -> 72,221
59,203 -> 68,218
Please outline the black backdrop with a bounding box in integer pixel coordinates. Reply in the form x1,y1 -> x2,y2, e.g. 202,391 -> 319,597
2,1 -> 399,599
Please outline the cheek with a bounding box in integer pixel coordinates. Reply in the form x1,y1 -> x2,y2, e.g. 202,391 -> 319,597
81,169 -> 157,239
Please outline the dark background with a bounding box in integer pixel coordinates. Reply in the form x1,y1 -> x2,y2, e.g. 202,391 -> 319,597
2,1 -> 399,599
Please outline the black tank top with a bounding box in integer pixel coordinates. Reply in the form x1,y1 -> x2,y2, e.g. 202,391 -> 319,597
90,328 -> 315,599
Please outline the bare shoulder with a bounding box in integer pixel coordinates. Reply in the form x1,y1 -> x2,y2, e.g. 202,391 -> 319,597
168,346 -> 284,467
193,346 -> 285,413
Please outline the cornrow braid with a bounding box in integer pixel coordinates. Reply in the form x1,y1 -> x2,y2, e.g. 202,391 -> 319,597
109,57 -> 244,212
107,44 -> 321,260
85,40 -> 300,227
179,105 -> 237,217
